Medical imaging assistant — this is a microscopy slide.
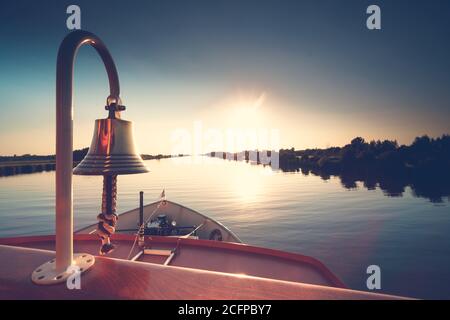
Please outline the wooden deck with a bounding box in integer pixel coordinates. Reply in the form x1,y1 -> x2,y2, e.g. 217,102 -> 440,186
0,243 -> 406,300
0,235 -> 408,300
0,234 -> 345,288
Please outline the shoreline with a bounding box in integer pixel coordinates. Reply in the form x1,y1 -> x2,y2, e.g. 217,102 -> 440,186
0,154 -> 180,177
208,135 -> 450,203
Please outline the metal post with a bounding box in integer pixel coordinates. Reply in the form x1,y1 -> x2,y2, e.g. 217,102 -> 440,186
32,30 -> 122,284
139,191 -> 144,227
138,191 -> 145,246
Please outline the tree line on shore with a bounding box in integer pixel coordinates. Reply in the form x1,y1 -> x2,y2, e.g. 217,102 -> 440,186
209,134 -> 450,202
0,148 -> 180,177
280,135 -> 450,176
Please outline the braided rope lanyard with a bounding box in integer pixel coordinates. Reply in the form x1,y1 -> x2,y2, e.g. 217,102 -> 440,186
96,175 -> 118,245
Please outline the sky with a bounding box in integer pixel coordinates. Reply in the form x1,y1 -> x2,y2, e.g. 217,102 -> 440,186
0,0 -> 449,155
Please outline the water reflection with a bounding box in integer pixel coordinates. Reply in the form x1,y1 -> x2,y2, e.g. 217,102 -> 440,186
279,164 -> 450,203
1,157 -> 450,298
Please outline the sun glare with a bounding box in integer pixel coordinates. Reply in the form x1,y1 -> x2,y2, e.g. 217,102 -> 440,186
228,92 -> 267,128
230,164 -> 265,203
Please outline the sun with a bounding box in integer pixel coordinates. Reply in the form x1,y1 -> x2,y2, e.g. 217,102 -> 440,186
229,92 -> 267,128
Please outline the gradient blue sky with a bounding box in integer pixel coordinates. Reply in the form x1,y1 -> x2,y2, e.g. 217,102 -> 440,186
1,0 -> 449,155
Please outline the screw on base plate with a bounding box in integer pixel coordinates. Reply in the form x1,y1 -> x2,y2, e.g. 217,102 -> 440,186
31,253 -> 95,285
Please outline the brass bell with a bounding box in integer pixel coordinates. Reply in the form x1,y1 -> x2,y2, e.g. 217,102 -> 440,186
73,103 -> 148,249
73,117 -> 148,176
73,100 -> 148,176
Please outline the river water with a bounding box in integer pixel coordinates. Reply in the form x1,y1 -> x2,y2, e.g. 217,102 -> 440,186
0,156 -> 449,299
